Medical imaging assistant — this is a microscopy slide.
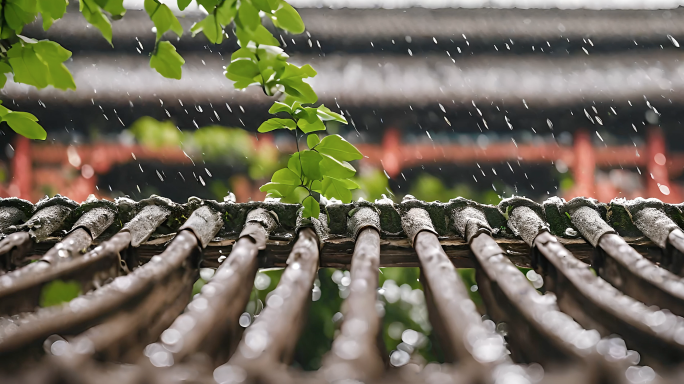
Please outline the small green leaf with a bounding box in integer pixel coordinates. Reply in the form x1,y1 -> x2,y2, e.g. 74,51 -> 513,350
7,40 -> 76,90
280,185 -> 309,204
236,24 -> 279,46
3,111 -> 47,140
231,47 -> 257,61
143,1 -> 157,17
178,0 -> 192,10
258,118 -> 296,133
37,0 -> 67,19
321,176 -> 352,203
289,100 -> 303,112
232,79 -> 255,89
98,0 -> 126,17
280,63 -> 316,80
317,105 -> 347,123
32,41 -> 76,90
271,168 -> 300,185
236,0 -> 260,30
197,0 -> 221,10
8,41 -> 76,91
0,63 -> 12,88
281,78 -> 317,104
297,112 -> 325,133
150,41 -> 185,79
41,18 -> 54,31
6,111 -> 37,121
80,0 -> 113,45
215,0 -> 237,25
269,101 -> 292,115
38,0 -> 68,30
226,59 -> 260,82
191,0 -> 237,46
5,0 -> 35,32
40,280 -> 82,307
273,1 -> 305,34
251,0 -> 272,12
256,45 -> 290,63
320,154 -> 355,179
191,14 -> 223,44
316,134 -> 363,161
258,60 -> 277,83
302,195 -> 320,218
300,64 -> 317,77
307,134 -> 320,149
288,150 -> 323,181
145,0 -> 183,41
7,44 -> 50,89
234,0 -> 280,46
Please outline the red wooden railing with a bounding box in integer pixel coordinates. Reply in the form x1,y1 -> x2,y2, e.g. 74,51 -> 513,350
4,126 -> 680,203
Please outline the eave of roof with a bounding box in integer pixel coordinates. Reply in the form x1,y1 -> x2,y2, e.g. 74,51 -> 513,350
26,8 -> 684,47
2,194 -> 679,264
4,51 -> 682,108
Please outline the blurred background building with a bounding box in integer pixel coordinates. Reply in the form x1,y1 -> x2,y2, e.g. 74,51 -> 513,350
1,0 -> 684,204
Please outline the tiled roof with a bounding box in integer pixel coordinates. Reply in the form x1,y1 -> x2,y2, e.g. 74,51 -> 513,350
1,193 -> 682,245
2,193 -> 684,382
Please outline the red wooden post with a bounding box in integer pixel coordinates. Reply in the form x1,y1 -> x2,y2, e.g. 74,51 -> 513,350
11,136 -> 32,201
569,129 -> 595,199
381,128 -> 401,178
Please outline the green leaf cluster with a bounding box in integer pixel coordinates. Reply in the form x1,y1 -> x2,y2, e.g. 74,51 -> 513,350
0,0 -> 63,37
0,0 -> 85,140
226,45 -> 318,103
260,114 -> 363,218
191,0 -> 303,46
144,0 -> 186,79
259,102 -> 345,133
0,0 -> 186,140
197,0 -> 363,218
7,40 -> 75,90
251,0 -> 304,34
0,2 -> 76,98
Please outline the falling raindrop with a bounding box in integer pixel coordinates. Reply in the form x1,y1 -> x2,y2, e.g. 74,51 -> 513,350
389,350 -> 410,367
668,35 -> 680,48
239,313 -> 252,327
